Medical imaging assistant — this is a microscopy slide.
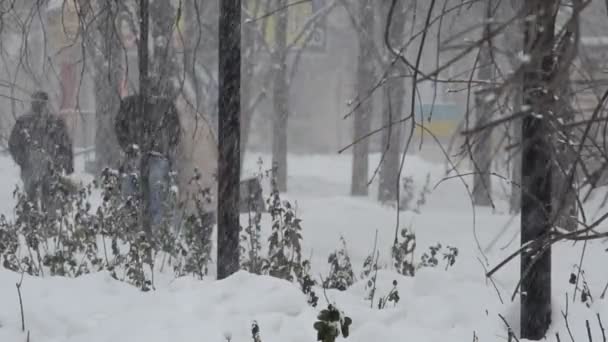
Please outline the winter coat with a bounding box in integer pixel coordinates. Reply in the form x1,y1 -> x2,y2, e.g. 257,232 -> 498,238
114,94 -> 181,160
8,111 -> 74,175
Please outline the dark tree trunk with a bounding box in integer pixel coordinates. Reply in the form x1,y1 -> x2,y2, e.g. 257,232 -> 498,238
217,0 -> 241,280
138,0 -> 152,233
378,0 -> 405,203
520,0 -> 557,339
272,0 -> 289,192
351,0 -> 374,196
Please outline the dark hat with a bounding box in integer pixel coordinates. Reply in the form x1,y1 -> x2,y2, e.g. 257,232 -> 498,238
31,91 -> 49,102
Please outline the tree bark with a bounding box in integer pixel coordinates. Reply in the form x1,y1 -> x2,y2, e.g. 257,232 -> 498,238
351,0 -> 374,196
93,0 -> 122,172
138,0 -> 152,233
272,0 -> 289,192
378,0 -> 405,203
552,81 -> 578,231
150,0 -> 177,93
241,3 -> 257,173
509,113 -> 522,213
472,6 -> 494,207
472,91 -> 493,206
217,0 -> 241,280
520,0 -> 557,339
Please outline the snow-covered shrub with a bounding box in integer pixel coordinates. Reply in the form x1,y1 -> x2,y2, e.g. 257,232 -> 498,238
263,171 -> 304,282
392,227 -> 416,276
172,169 -> 214,280
0,166 -> 215,290
377,280 -> 400,309
419,243 -> 459,271
392,227 -> 458,275
314,304 -> 352,342
298,260 -> 319,307
251,321 -> 262,342
323,236 -> 354,291
240,160 -> 269,275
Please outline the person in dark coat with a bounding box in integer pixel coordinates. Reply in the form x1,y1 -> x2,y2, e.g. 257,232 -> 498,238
8,91 -> 74,208
114,83 -> 181,227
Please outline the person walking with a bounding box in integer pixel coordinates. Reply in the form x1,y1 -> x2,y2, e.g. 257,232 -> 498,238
8,91 -> 74,210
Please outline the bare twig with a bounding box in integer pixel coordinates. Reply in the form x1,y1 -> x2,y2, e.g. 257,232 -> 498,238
16,272 -> 25,332
562,293 -> 575,342
477,257 -> 504,304
498,314 -> 520,342
598,313 -> 606,342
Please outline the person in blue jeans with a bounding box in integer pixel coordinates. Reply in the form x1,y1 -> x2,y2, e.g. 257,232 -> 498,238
115,83 -> 181,229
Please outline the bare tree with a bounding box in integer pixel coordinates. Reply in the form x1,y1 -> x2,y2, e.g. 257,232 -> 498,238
520,0 -> 560,338
351,0 -> 375,196
87,0 -> 123,172
378,0 -> 406,203
217,0 -> 242,280
271,0 -> 289,192
471,1 -> 494,207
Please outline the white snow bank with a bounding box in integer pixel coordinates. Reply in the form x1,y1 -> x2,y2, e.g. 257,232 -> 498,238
0,267 -> 503,342
0,153 -> 607,342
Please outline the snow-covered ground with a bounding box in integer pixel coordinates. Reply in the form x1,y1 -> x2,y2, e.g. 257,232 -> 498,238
0,152 -> 607,342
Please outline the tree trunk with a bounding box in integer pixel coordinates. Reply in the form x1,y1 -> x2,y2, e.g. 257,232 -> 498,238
150,0 -> 177,93
217,0 -> 241,280
272,0 -> 289,192
351,0 -> 374,196
93,0 -> 122,172
472,2 -> 494,207
509,114 -> 522,213
520,0 -> 557,339
241,5 -> 257,173
138,0 -> 152,233
472,91 -> 493,206
378,0 -> 405,203
552,80 -> 578,231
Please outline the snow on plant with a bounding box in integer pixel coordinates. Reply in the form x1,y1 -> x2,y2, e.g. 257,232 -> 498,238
419,243 -> 459,271
239,161 -> 317,305
0,165 -> 215,290
299,260 -> 319,307
377,280 -> 400,309
251,321 -> 262,342
263,168 -> 305,282
240,159 -> 269,275
392,226 -> 416,276
323,236 -> 355,291
313,304 -> 352,342
393,224 -> 459,273
171,169 -> 214,280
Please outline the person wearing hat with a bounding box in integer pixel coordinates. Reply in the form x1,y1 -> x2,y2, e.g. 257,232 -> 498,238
8,91 -> 74,209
